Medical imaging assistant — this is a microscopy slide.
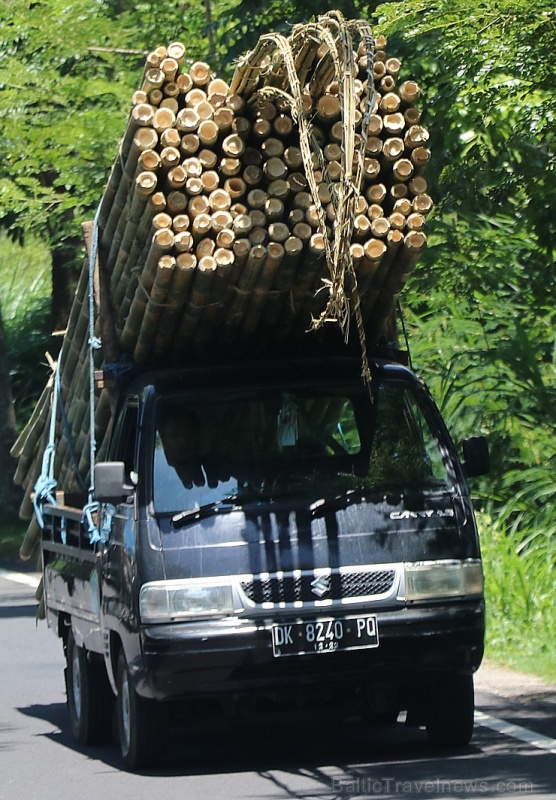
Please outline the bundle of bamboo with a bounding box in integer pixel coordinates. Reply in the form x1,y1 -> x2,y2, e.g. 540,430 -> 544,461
12,11 -> 433,554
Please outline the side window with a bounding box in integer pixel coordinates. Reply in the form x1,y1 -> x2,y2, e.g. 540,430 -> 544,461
111,401 -> 139,480
369,384 -> 449,488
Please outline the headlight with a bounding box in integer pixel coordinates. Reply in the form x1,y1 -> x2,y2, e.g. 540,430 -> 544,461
404,560 -> 483,601
140,579 -> 235,622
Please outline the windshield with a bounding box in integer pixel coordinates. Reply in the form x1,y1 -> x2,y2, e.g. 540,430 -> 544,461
152,381 -> 451,515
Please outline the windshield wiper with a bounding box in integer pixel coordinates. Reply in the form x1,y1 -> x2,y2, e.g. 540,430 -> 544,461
309,489 -> 364,519
171,498 -> 239,528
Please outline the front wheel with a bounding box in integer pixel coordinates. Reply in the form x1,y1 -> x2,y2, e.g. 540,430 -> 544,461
426,673 -> 475,747
116,652 -> 163,770
65,630 -> 114,745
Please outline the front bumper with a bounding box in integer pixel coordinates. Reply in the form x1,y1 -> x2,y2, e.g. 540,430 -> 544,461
137,600 -> 485,701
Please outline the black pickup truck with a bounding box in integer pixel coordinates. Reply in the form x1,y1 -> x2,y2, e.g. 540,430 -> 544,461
39,356 -> 488,769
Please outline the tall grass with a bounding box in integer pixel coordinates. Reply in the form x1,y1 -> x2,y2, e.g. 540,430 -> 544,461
479,512 -> 556,680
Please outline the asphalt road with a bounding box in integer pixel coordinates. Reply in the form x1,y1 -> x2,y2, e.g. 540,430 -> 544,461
1,567 -> 555,800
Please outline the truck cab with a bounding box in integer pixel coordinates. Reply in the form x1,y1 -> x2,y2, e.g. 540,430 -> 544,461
41,356 -> 488,769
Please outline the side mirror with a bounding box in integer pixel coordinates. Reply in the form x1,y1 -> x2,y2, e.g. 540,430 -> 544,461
461,436 -> 490,478
94,462 -> 128,503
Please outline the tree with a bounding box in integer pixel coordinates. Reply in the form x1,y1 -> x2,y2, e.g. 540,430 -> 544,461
0,0 -> 140,329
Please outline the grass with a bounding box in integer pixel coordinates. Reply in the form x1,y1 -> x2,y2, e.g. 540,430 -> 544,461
479,512 -> 556,682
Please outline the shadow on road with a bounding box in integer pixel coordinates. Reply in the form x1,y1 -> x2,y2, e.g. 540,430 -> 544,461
16,700 -> 467,774
16,701 -> 556,798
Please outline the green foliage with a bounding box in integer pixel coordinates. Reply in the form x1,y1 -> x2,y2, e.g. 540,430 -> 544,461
375,0 -> 556,256
0,0 -> 143,242
0,235 -> 52,420
218,0 -> 364,64
100,0 -> 235,65
0,0 -> 233,245
0,516 -> 27,559
363,0 -> 556,676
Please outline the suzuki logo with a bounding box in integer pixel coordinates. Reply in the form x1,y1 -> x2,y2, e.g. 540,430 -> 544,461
311,575 -> 331,598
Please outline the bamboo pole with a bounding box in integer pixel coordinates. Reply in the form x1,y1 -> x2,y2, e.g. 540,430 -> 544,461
242,241 -> 286,336
194,248 -> 237,348
172,255 -> 218,352
119,228 -> 175,351
17,17 -> 436,506
220,244 -> 267,337
152,253 -> 197,356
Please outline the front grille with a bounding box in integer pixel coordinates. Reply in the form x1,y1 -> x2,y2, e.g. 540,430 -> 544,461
240,569 -> 395,604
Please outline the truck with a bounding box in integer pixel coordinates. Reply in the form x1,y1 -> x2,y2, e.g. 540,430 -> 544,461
38,351 -> 489,770
13,15 -> 492,771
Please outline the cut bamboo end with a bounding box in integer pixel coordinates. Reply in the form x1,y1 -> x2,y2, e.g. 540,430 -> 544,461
167,190 -> 188,213
412,193 -> 433,214
198,120 -> 219,146
186,88 -> 207,106
212,210 -> 233,233
141,69 -> 164,94
138,149 -> 161,173
153,107 -> 176,133
191,212 -> 212,239
160,57 -> 179,82
135,170 -> 158,196
208,77 -> 230,98
177,72 -> 193,94
222,134 -> 245,157
167,42 -> 186,65
174,231 -> 194,252
180,133 -> 200,156
196,237 -> 215,258
382,137 -> 404,162
224,177 -> 246,200
399,80 -> 421,105
209,188 -> 232,211
201,170 -> 220,193
190,61 -> 212,87
176,108 -> 200,133
160,145 -> 181,169
188,195 -> 210,217
404,125 -> 430,148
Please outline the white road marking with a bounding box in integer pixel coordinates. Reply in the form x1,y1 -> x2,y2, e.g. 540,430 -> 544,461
476,710 -> 556,755
0,567 -> 41,589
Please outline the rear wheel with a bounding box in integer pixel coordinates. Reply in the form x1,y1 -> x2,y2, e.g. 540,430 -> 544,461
116,652 -> 163,771
65,630 -> 114,745
426,674 -> 475,747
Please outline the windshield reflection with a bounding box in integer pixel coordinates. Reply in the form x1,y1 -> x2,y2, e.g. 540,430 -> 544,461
152,384 -> 450,516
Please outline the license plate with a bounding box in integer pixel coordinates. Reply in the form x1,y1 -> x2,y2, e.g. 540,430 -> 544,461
271,615 -> 379,657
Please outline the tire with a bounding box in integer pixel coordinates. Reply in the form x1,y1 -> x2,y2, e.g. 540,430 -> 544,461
116,651 -> 162,771
426,673 -> 475,747
65,630 -> 114,745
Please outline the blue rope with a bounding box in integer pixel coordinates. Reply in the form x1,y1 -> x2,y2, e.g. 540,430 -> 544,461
33,365 -> 62,528
103,358 -> 134,382
33,205 -> 115,546
81,206 -> 105,545
87,206 -> 101,505
85,502 -> 116,545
